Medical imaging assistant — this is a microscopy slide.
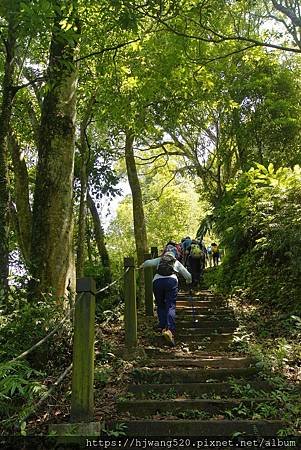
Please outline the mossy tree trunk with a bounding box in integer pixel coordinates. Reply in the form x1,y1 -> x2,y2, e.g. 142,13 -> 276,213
124,131 -> 148,301
0,14 -> 17,302
87,192 -> 111,282
9,132 -> 32,267
30,0 -> 79,299
76,99 -> 95,278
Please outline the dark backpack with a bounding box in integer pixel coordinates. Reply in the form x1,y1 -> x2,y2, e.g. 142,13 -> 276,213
157,254 -> 176,276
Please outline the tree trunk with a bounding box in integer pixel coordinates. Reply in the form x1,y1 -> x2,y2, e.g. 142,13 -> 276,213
76,96 -> 95,278
86,216 -> 93,265
87,192 -> 111,282
9,132 -> 32,266
30,1 -> 79,299
0,15 -> 17,301
124,132 -> 148,301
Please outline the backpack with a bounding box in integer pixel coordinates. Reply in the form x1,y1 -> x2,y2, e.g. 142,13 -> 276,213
157,254 -> 176,276
175,243 -> 183,261
164,244 -> 178,259
190,243 -> 203,258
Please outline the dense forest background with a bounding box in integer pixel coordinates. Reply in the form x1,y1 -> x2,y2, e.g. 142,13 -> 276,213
0,0 -> 300,435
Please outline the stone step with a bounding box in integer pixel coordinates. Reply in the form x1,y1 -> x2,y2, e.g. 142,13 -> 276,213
127,381 -> 273,398
176,307 -> 235,320
178,290 -> 215,297
145,356 -> 254,369
153,334 -> 234,350
130,367 -> 258,383
177,328 -> 236,335
176,309 -> 235,317
177,324 -> 236,333
176,320 -> 236,327
179,342 -> 233,351
144,348 -> 240,359
117,419 -> 284,436
177,318 -> 237,326
176,305 -> 232,311
177,300 -> 217,307
176,332 -> 233,340
177,296 -> 217,301
150,341 -> 234,352
117,398 -> 268,416
175,334 -> 234,345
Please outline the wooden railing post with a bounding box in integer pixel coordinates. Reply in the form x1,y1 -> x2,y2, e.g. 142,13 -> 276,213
151,246 -> 158,258
144,253 -> 154,317
71,277 -> 96,421
124,257 -> 137,348
151,246 -> 158,277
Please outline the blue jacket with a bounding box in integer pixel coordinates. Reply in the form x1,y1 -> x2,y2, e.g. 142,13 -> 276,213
182,238 -> 192,252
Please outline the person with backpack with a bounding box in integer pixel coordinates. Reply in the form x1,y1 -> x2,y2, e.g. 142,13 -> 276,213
181,236 -> 192,267
143,251 -> 192,346
161,240 -> 181,260
211,242 -> 220,266
187,239 -> 206,289
207,245 -> 213,267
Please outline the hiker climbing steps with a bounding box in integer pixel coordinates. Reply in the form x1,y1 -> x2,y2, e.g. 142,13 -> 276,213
114,290 -> 285,436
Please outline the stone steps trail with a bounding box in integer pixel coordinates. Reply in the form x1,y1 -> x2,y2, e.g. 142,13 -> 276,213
117,398 -> 268,416
112,289 -> 286,436
127,380 -> 273,398
120,419 -> 284,436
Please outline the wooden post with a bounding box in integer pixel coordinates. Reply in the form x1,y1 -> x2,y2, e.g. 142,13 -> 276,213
124,257 -> 137,348
71,277 -> 96,422
144,253 -> 154,317
151,246 -> 158,258
151,246 -> 158,277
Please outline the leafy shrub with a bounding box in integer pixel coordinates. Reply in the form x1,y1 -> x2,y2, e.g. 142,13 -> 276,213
0,360 -> 46,429
213,164 -> 301,313
1,293 -> 67,363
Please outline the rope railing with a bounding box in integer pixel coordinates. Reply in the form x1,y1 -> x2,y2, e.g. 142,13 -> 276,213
21,363 -> 73,424
7,267 -> 130,364
95,267 -> 130,294
0,264 -> 143,428
7,293 -> 84,364
3,267 -> 129,425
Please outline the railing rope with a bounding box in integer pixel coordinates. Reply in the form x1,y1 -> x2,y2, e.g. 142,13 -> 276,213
20,363 -> 73,424
95,269 -> 129,294
8,293 -> 84,364
6,268 -> 128,365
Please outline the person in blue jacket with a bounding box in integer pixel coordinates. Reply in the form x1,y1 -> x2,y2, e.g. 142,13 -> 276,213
181,236 -> 192,267
143,252 -> 192,346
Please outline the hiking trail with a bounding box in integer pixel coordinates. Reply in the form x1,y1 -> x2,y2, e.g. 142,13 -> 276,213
114,290 -> 285,437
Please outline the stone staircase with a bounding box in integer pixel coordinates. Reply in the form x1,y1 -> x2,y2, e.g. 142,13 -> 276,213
115,290 -> 286,437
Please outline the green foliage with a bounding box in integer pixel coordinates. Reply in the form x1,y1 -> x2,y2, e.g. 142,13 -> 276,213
0,284 -> 68,362
213,164 -> 301,312
102,422 -> 127,437
0,360 -> 46,425
107,161 -> 208,263
94,366 -> 112,387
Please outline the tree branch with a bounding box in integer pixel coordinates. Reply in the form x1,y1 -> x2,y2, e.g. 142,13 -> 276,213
271,0 -> 301,27
147,10 -> 301,53
75,38 -> 140,62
